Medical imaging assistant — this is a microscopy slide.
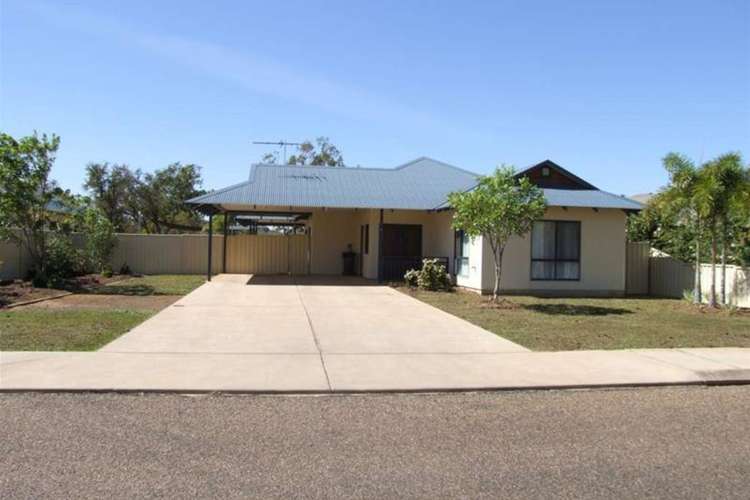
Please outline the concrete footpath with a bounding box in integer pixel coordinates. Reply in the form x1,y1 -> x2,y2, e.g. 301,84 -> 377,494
1,347 -> 749,393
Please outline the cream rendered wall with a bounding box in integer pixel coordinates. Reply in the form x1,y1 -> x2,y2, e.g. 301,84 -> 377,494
455,234 -> 484,290
308,208 -> 360,274
473,207 -> 627,296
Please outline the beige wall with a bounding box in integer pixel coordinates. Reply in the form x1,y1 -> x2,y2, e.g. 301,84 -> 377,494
454,207 -> 627,296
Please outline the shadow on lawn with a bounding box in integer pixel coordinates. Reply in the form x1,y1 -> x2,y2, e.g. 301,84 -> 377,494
75,284 -> 157,296
521,303 -> 633,316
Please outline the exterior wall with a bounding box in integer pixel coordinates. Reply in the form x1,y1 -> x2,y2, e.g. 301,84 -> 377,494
455,207 -> 627,296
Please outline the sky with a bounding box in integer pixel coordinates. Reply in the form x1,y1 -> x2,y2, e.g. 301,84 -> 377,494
1,0 -> 749,197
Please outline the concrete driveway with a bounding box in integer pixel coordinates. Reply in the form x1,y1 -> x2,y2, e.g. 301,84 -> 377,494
102,274 -> 527,356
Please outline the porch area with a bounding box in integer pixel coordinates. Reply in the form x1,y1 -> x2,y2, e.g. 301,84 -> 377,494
196,206 -> 457,283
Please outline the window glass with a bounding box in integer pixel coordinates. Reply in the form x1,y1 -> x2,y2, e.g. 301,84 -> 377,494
531,221 -> 580,280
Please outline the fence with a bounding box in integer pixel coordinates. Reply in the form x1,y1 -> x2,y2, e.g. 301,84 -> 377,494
650,258 -> 749,308
0,233 -> 309,280
625,241 -> 749,308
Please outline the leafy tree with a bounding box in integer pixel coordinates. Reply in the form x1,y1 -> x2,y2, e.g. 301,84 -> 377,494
658,153 -> 707,304
448,166 -> 547,302
84,163 -> 140,231
262,137 -> 344,166
138,162 -> 206,233
694,153 -> 749,306
77,207 -> 117,274
84,162 -> 206,234
0,132 -> 62,278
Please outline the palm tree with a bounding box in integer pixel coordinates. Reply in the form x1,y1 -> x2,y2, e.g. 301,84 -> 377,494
660,153 -> 704,304
712,153 -> 748,305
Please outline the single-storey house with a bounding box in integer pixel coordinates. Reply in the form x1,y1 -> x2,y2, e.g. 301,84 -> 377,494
187,157 -> 642,296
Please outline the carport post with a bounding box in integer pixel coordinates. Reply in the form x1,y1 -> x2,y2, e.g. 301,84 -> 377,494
207,213 -> 213,282
222,212 -> 228,274
377,209 -> 384,282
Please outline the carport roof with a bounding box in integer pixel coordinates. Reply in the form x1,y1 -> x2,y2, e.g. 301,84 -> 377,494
187,157 -> 643,211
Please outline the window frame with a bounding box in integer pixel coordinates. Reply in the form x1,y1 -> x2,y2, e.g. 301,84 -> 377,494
530,220 -> 581,282
454,230 -> 470,278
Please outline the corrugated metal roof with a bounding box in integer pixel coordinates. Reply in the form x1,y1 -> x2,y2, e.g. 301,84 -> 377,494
542,189 -> 644,210
187,157 -> 479,210
188,157 -> 644,211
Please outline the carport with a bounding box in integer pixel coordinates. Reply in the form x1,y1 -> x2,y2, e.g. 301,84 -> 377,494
191,205 -> 313,281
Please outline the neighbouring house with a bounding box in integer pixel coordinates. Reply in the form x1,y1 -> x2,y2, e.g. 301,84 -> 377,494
186,157 -> 643,296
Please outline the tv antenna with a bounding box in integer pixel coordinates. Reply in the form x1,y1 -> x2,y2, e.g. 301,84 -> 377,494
252,140 -> 303,163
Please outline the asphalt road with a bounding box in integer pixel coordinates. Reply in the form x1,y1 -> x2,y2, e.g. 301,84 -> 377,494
2,386 -> 749,499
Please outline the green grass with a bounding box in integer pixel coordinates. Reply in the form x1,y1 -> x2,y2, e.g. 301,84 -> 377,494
401,289 -> 750,351
0,309 -> 153,351
88,274 -> 205,296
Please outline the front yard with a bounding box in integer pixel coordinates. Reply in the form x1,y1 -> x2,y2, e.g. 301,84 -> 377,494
401,288 -> 750,351
0,275 -> 205,351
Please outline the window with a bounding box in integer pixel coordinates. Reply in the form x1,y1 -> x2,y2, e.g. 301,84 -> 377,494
531,221 -> 580,280
455,230 -> 470,277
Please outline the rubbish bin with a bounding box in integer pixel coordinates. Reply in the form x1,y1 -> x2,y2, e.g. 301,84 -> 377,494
342,251 -> 357,276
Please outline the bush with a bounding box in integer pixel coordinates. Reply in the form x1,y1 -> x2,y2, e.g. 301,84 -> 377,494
404,258 -> 452,291
42,235 -> 86,288
81,208 -> 117,274
404,269 -> 419,288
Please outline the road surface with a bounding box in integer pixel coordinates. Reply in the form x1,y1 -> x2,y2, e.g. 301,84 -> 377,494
2,386 -> 749,499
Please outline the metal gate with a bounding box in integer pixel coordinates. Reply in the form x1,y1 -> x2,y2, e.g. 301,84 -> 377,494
225,234 -> 309,274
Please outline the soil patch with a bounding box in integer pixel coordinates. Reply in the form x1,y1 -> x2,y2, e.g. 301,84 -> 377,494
14,294 -> 180,311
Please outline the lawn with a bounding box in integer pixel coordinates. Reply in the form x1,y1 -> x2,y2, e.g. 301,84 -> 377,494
0,309 -> 152,351
86,274 -> 206,296
0,275 -> 204,351
400,288 -> 750,351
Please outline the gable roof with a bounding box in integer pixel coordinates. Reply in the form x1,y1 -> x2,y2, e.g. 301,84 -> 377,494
515,160 -> 599,190
188,157 -> 643,211
187,157 -> 479,210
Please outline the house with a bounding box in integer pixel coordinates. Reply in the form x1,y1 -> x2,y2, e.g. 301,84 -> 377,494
187,157 -> 643,296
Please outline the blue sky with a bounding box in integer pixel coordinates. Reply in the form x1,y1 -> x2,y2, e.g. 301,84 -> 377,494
2,0 -> 748,196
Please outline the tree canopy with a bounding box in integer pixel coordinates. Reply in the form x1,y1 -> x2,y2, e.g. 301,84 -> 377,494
84,162 -> 206,233
0,131 -> 63,273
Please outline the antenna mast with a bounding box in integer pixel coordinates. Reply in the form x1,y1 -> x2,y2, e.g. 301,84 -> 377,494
252,140 -> 303,163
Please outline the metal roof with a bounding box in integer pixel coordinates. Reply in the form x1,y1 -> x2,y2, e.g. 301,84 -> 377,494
188,157 -> 643,211
188,157 -> 479,210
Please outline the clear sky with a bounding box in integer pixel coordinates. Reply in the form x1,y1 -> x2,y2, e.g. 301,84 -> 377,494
2,0 -> 748,196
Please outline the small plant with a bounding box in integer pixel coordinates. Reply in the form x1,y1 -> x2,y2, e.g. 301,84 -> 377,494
42,235 -> 86,288
404,269 -> 419,288
682,289 -> 695,304
119,263 -> 132,275
404,259 -> 452,291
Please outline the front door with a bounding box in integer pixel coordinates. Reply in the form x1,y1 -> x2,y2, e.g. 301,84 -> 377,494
382,224 -> 422,280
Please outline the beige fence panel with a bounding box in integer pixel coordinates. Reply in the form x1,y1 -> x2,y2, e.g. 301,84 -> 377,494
649,256 -> 694,299
650,255 -> 749,308
0,239 -> 30,280
625,241 -> 650,295
226,234 -> 307,274
111,233 -> 223,275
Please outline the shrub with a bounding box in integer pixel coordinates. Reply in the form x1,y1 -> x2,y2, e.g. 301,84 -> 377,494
42,235 -> 86,288
404,258 -> 452,291
119,263 -> 132,275
404,269 -> 419,288
81,208 -> 117,274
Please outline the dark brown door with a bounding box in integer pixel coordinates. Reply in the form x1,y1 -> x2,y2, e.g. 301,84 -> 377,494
382,224 -> 422,281
383,224 -> 422,257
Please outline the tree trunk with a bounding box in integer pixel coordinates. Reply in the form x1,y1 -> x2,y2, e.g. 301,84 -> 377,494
492,247 -> 504,302
709,227 -> 717,307
721,220 -> 727,306
693,236 -> 701,305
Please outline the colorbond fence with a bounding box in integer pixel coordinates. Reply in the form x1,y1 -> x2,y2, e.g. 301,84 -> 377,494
0,233 -> 308,279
